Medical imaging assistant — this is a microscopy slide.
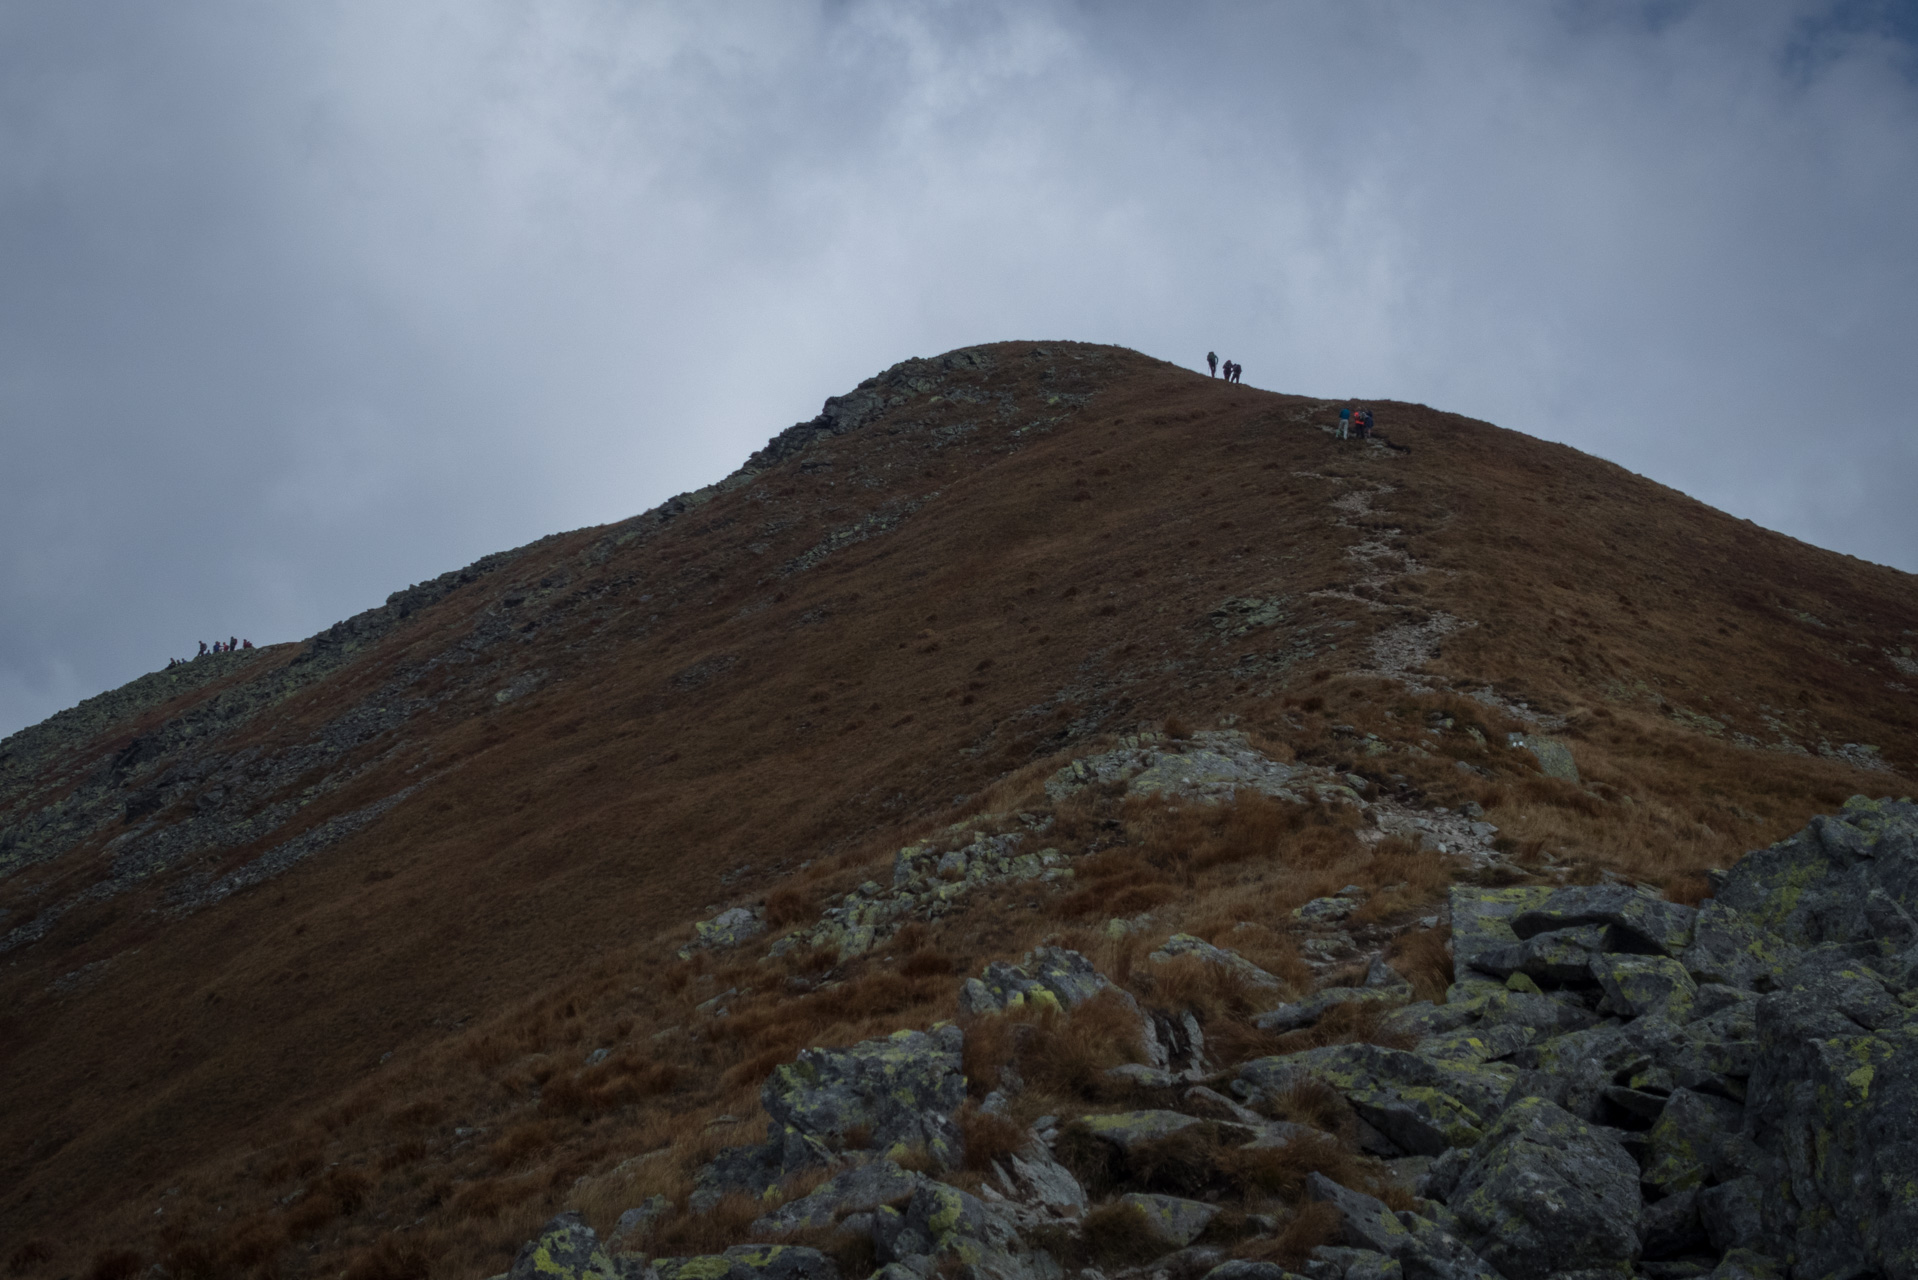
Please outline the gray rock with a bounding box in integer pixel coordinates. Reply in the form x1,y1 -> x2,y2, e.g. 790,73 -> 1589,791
1304,1174 -> 1500,1280
1241,1043 -> 1513,1156
752,1158 -> 927,1234
1697,1176 -> 1765,1253
1151,933 -> 1287,990
1256,983 -> 1410,1033
1638,1189 -> 1708,1260
1509,734 -> 1579,782
511,1213 -> 620,1280
1678,900 -> 1794,993
1590,954 -> 1697,1020
1448,886 -> 1556,1000
1447,1096 -> 1642,1280
1203,1262 -> 1298,1280
961,948 -> 1123,1015
1704,1250 -> 1781,1280
1510,883 -> 1697,956
891,1181 -> 1061,1280
608,1195 -> 671,1251
1739,959 -> 1918,1280
678,906 -> 765,958
1642,1087 -> 1747,1194
762,1025 -> 967,1169
1116,1192 -> 1220,1248
1712,797 -> 1918,951
1066,1109 -> 1210,1154
1469,924 -> 1609,986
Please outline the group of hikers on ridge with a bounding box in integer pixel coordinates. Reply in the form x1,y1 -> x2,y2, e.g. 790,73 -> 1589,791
167,637 -> 253,668
1205,351 -> 1382,446
1205,351 -> 1243,384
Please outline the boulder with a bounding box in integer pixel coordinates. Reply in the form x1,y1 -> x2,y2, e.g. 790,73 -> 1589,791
1115,1193 -> 1220,1249
1468,924 -> 1608,986
653,1247 -> 838,1280
1240,1044 -> 1513,1156
1203,1262 -> 1298,1280
762,1026 -> 967,1169
752,1158 -> 927,1234
1678,901 -> 1794,993
960,948 -> 1124,1015
1305,1173 -> 1501,1280
1447,1096 -> 1642,1280
1590,954 -> 1697,1020
1642,1088 -> 1746,1194
1739,961 -> 1918,1279
1712,796 -> 1918,950
1509,734 -> 1579,782
678,906 -> 766,958
608,1195 -> 671,1251
1449,886 -> 1556,1000
884,1181 -> 1061,1280
510,1213 -> 621,1280
1151,933 -> 1287,991
1065,1109 -> 1211,1155
1509,884 -> 1697,956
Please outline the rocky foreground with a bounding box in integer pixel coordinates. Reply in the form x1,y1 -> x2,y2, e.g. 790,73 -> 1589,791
499,798 -> 1918,1280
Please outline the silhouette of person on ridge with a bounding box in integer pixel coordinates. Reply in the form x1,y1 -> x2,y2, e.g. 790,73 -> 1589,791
1207,351 -> 1218,377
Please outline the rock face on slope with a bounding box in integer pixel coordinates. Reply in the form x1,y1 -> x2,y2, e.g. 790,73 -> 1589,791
510,797 -> 1918,1280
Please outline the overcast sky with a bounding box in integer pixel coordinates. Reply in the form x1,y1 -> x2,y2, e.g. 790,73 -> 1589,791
2,1 -> 1915,739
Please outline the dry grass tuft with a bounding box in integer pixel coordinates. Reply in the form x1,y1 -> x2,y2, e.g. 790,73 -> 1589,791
957,1103 -> 1029,1172
1081,1200 -> 1172,1266
1386,925 -> 1453,1004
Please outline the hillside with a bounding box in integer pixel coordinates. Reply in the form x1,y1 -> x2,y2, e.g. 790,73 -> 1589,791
3,341 -> 1916,1280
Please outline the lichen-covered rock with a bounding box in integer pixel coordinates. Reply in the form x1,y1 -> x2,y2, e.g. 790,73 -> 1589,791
1448,1096 -> 1642,1280
1304,1173 -> 1501,1280
1469,924 -> 1609,986
762,1026 -> 967,1169
653,1246 -> 838,1280
1678,900 -> 1795,992
510,1212 -> 621,1280
1256,982 -> 1409,1033
1509,734 -> 1579,782
1203,1262 -> 1298,1280
1151,933 -> 1286,991
751,1158 -> 927,1234
960,947 -> 1123,1016
678,906 -> 765,958
1449,886 -> 1556,1000
1739,959 -> 1918,1280
1046,731 -> 1312,805
1713,796 -> 1918,950
1509,883 -> 1697,956
1115,1193 -> 1219,1248
1065,1109 -> 1210,1154
1705,1249 -> 1781,1280
1639,1188 -> 1708,1260
1642,1088 -> 1747,1194
1591,953 -> 1697,1020
609,1195 -> 672,1251
888,1181 -> 1061,1280
1240,1043 -> 1513,1155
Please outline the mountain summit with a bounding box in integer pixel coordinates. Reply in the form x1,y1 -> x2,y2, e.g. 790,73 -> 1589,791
3,342 -> 1915,1279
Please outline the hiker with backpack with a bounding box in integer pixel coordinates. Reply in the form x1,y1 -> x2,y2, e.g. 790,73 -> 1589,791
1207,351 -> 1219,377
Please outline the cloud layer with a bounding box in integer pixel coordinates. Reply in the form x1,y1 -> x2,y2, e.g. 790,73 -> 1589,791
3,0 -> 1915,736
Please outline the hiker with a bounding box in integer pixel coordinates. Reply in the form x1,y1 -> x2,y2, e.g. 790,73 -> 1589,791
229,636 -> 237,650
242,639 -> 253,650
1207,351 -> 1218,377
1223,360 -> 1234,383
1232,362 -> 1243,385
198,640 -> 208,657
1337,406 -> 1351,439
1357,408 -> 1374,439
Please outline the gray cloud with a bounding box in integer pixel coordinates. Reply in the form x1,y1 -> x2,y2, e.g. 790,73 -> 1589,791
3,0 -> 1915,735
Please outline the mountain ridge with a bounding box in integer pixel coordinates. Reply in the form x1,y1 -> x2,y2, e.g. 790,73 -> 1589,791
3,340 -> 1915,1279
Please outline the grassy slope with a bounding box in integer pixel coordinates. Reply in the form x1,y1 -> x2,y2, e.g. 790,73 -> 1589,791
1,342 -> 1914,1278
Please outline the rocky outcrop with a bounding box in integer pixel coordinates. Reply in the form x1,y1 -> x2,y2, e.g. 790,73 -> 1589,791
520,799 -> 1918,1280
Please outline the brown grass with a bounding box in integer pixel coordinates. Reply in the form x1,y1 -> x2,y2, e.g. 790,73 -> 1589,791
7,340 -> 1916,1278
